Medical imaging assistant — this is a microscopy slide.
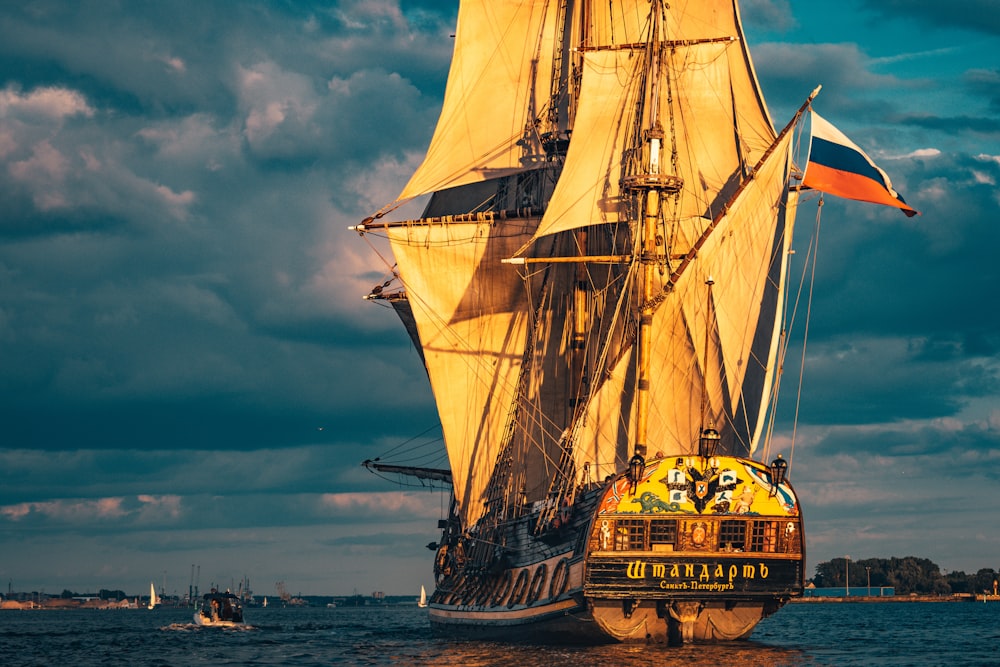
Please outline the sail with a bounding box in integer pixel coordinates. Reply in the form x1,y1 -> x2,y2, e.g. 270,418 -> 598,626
385,217 -> 539,525
397,0 -> 560,201
378,0 -> 799,524
568,133 -> 795,480
533,0 -> 775,239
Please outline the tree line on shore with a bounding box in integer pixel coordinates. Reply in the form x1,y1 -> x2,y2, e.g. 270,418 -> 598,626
811,556 -> 999,595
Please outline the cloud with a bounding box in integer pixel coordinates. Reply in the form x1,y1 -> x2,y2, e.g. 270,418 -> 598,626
2,497 -> 129,523
0,85 -> 94,120
753,41 -> 913,117
858,0 -> 1000,36
740,0 -> 798,33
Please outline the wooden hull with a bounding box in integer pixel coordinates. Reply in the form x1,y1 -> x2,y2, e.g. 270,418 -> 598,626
428,555 -> 607,644
427,454 -> 804,644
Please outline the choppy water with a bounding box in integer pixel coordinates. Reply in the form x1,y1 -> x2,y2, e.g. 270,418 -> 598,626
2,601 -> 998,666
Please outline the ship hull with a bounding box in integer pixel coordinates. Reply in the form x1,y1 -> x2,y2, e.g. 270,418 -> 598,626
426,454 -> 803,644
427,488 -> 608,643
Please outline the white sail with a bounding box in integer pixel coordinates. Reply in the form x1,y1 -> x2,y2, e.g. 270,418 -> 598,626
148,581 -> 158,610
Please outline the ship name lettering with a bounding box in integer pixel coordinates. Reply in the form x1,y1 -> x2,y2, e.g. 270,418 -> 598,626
626,560 -> 647,579
625,560 -> 773,583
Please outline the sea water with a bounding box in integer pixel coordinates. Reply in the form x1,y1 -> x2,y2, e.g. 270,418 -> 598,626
2,601 -> 998,666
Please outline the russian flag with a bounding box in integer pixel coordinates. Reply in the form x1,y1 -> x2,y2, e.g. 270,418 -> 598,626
802,111 -> 919,217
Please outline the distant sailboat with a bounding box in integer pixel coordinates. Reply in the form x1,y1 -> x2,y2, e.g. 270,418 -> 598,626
147,581 -> 158,610
418,585 -> 427,608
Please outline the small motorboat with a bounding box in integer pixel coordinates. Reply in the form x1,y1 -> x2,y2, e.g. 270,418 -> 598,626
193,590 -> 245,627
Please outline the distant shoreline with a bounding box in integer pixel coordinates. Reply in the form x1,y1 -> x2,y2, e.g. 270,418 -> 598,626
793,593 -> 998,604
5,593 -> 997,610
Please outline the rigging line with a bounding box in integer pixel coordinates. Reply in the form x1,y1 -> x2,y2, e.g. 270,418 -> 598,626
377,448 -> 448,467
360,233 -> 401,280
572,250 -> 641,472
730,195 -> 789,451
510,235 -> 630,454
374,423 -> 443,459
366,469 -> 446,491
764,190 -> 816,463
788,197 -> 824,471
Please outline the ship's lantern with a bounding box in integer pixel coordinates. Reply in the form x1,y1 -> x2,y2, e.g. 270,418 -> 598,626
770,454 -> 788,491
699,427 -> 720,458
627,454 -> 646,484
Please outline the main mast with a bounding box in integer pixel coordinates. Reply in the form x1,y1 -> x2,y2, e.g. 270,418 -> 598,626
627,0 -> 682,465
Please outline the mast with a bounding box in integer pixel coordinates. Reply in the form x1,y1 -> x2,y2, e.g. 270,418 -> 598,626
629,0 -> 681,462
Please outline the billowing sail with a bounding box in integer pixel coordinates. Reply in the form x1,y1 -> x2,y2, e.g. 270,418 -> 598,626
573,135 -> 796,481
385,217 -> 538,525
533,0 -> 775,239
397,0 -> 560,201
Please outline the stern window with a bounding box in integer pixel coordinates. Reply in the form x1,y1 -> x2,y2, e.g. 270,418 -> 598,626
719,520 -> 746,551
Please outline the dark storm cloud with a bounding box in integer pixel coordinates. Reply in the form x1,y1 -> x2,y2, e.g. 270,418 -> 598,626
752,41 -> 916,119
0,1 -> 449,468
895,113 -> 1000,135
962,68 -> 1000,113
859,0 -> 1000,36
774,150 -> 1000,430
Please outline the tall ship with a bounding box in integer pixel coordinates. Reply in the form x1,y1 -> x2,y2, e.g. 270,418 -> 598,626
354,0 -> 914,644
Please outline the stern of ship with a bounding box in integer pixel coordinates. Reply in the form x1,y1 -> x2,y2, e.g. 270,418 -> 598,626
583,453 -> 803,643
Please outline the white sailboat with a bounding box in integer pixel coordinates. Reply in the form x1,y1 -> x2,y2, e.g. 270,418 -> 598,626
147,581 -> 158,610
418,585 -> 427,608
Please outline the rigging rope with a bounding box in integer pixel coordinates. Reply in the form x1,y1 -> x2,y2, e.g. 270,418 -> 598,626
788,195 -> 824,471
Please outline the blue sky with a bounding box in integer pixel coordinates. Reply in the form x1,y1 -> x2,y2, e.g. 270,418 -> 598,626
1,0 -> 998,598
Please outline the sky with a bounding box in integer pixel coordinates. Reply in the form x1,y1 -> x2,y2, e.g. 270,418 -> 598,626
1,0 -> 998,599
